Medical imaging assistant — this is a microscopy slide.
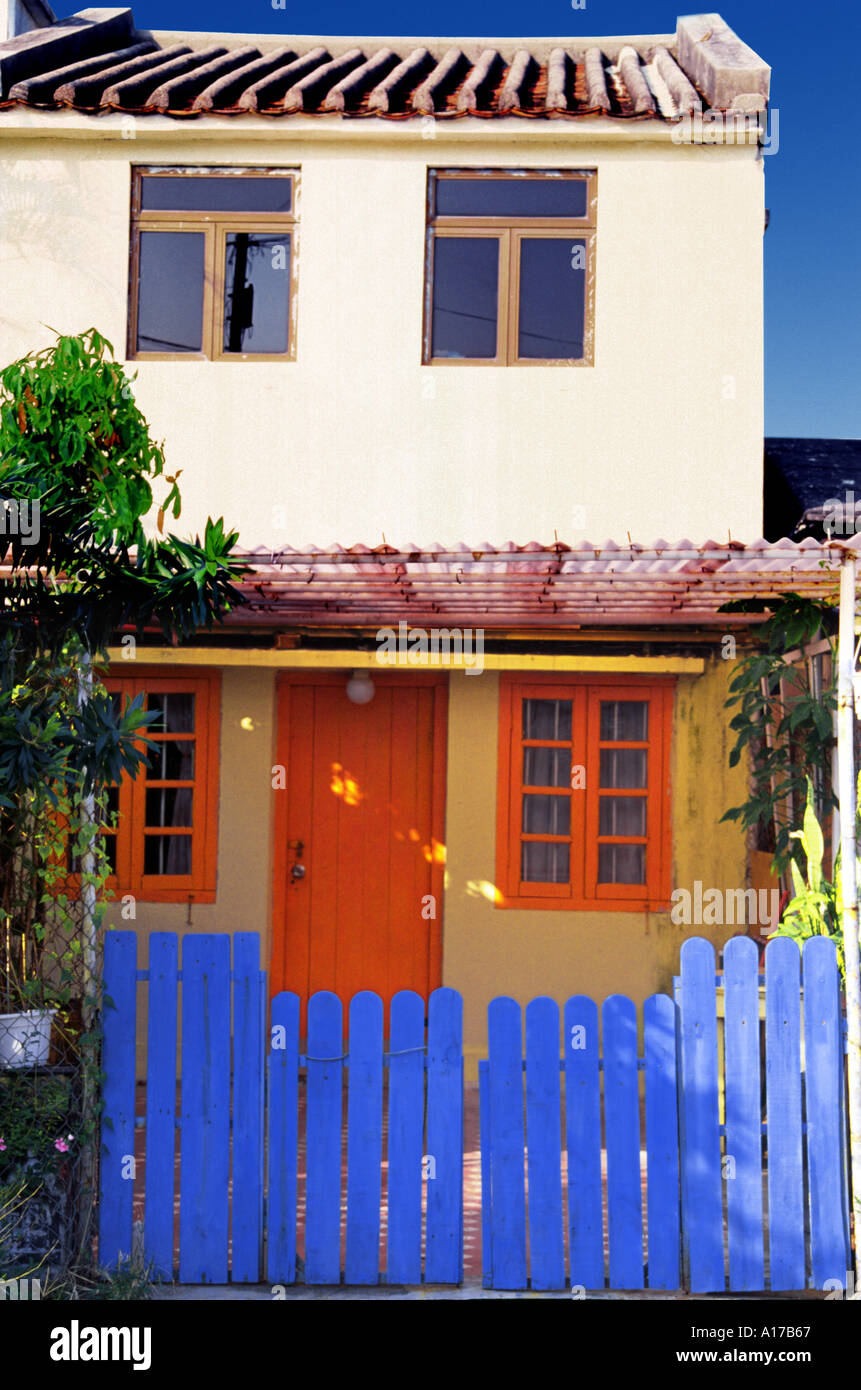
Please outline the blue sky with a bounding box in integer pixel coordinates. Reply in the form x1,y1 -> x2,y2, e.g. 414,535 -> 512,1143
58,0 -> 861,438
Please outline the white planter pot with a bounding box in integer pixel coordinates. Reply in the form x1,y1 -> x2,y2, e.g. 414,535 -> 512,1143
0,1010 -> 55,1069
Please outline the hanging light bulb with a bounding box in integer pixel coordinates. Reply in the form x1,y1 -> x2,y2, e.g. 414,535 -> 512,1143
345,670 -> 375,705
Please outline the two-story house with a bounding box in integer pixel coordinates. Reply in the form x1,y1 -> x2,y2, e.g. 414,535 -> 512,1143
3,7 -> 829,1073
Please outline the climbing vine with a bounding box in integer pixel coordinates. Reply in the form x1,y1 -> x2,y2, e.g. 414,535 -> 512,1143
721,594 -> 838,879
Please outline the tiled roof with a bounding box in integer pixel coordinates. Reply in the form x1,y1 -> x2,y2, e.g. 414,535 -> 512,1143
230,539 -> 851,630
0,8 -> 770,122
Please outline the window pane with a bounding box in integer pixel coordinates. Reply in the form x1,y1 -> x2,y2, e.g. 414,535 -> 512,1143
523,746 -> 570,787
141,175 -> 293,213
598,843 -> 645,885
600,701 -> 649,742
104,836 -> 117,875
522,698 -> 572,741
137,231 -> 205,353
522,841 -> 569,883
517,237 -> 585,359
598,796 -> 646,837
435,177 -> 587,219
147,693 -> 195,734
522,793 -> 570,835
599,748 -> 647,789
431,236 -> 498,358
144,835 -> 192,875
223,232 -> 290,354
147,740 -> 195,781
145,787 -> 193,828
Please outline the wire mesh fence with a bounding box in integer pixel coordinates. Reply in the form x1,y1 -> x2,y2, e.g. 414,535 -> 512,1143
1,921 -> 103,1287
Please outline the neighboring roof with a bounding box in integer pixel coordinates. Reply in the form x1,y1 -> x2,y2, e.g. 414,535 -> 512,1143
765,438 -> 861,542
229,538 -> 854,631
0,7 -> 770,122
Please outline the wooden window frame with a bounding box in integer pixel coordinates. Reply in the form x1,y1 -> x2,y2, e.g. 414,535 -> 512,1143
128,166 -> 299,363
495,674 -> 673,911
423,168 -> 597,367
99,667 -> 221,904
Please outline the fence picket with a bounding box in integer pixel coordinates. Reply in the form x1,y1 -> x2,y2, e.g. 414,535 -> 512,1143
564,995 -> 603,1289
479,1059 -> 493,1289
98,931 -> 138,1270
679,938 -> 725,1291
487,997 -> 527,1289
644,993 -> 680,1290
765,937 -> 805,1290
232,934 -> 263,1282
803,937 -> 848,1290
144,933 -> 178,1281
525,997 -> 565,1290
179,934 -> 231,1283
345,992 -> 383,1284
603,995 -> 644,1289
723,935 -> 764,1290
267,991 -> 300,1284
426,986 -> 463,1284
305,991 -> 343,1283
387,990 -> 425,1285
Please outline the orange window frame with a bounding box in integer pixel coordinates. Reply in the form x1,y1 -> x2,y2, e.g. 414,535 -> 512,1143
495,674 -> 674,911
100,668 -> 221,904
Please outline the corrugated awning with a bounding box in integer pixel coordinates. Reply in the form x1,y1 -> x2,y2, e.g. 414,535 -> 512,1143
230,538 -> 860,629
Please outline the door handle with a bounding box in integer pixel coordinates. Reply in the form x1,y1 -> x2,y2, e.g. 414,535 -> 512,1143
288,839 -> 305,883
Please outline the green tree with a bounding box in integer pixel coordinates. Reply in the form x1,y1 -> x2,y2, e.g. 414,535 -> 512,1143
0,327 -> 247,1269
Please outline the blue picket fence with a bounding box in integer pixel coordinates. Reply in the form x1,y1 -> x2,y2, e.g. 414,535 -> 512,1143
98,931 -> 463,1285
480,934 -> 850,1293
99,930 -> 850,1291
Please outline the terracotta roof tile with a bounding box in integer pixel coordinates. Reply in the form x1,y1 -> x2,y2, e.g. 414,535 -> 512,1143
0,10 -> 768,122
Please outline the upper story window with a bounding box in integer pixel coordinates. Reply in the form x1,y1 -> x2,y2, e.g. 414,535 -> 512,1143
423,169 -> 596,366
128,167 -> 298,361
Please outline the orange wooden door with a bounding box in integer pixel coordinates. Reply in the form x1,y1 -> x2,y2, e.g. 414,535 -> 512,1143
271,673 -> 447,1015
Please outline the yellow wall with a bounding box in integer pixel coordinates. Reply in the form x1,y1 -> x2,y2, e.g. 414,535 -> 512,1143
116,656 -> 749,1076
442,660 -> 749,1072
0,118 -> 764,547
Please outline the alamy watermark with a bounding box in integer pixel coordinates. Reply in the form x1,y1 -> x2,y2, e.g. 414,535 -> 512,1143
0,499 -> 40,545
671,108 -> 779,156
821,492 -> 861,537
671,881 -> 779,927
376,620 -> 485,674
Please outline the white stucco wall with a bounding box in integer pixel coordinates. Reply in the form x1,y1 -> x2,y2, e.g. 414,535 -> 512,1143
0,116 -> 765,547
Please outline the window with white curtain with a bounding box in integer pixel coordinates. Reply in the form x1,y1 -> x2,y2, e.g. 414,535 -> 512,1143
497,678 -> 673,910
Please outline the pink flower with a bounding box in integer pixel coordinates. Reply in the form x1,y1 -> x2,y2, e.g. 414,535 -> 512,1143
0,1138 -> 6,1151
54,1137 -> 71,1153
